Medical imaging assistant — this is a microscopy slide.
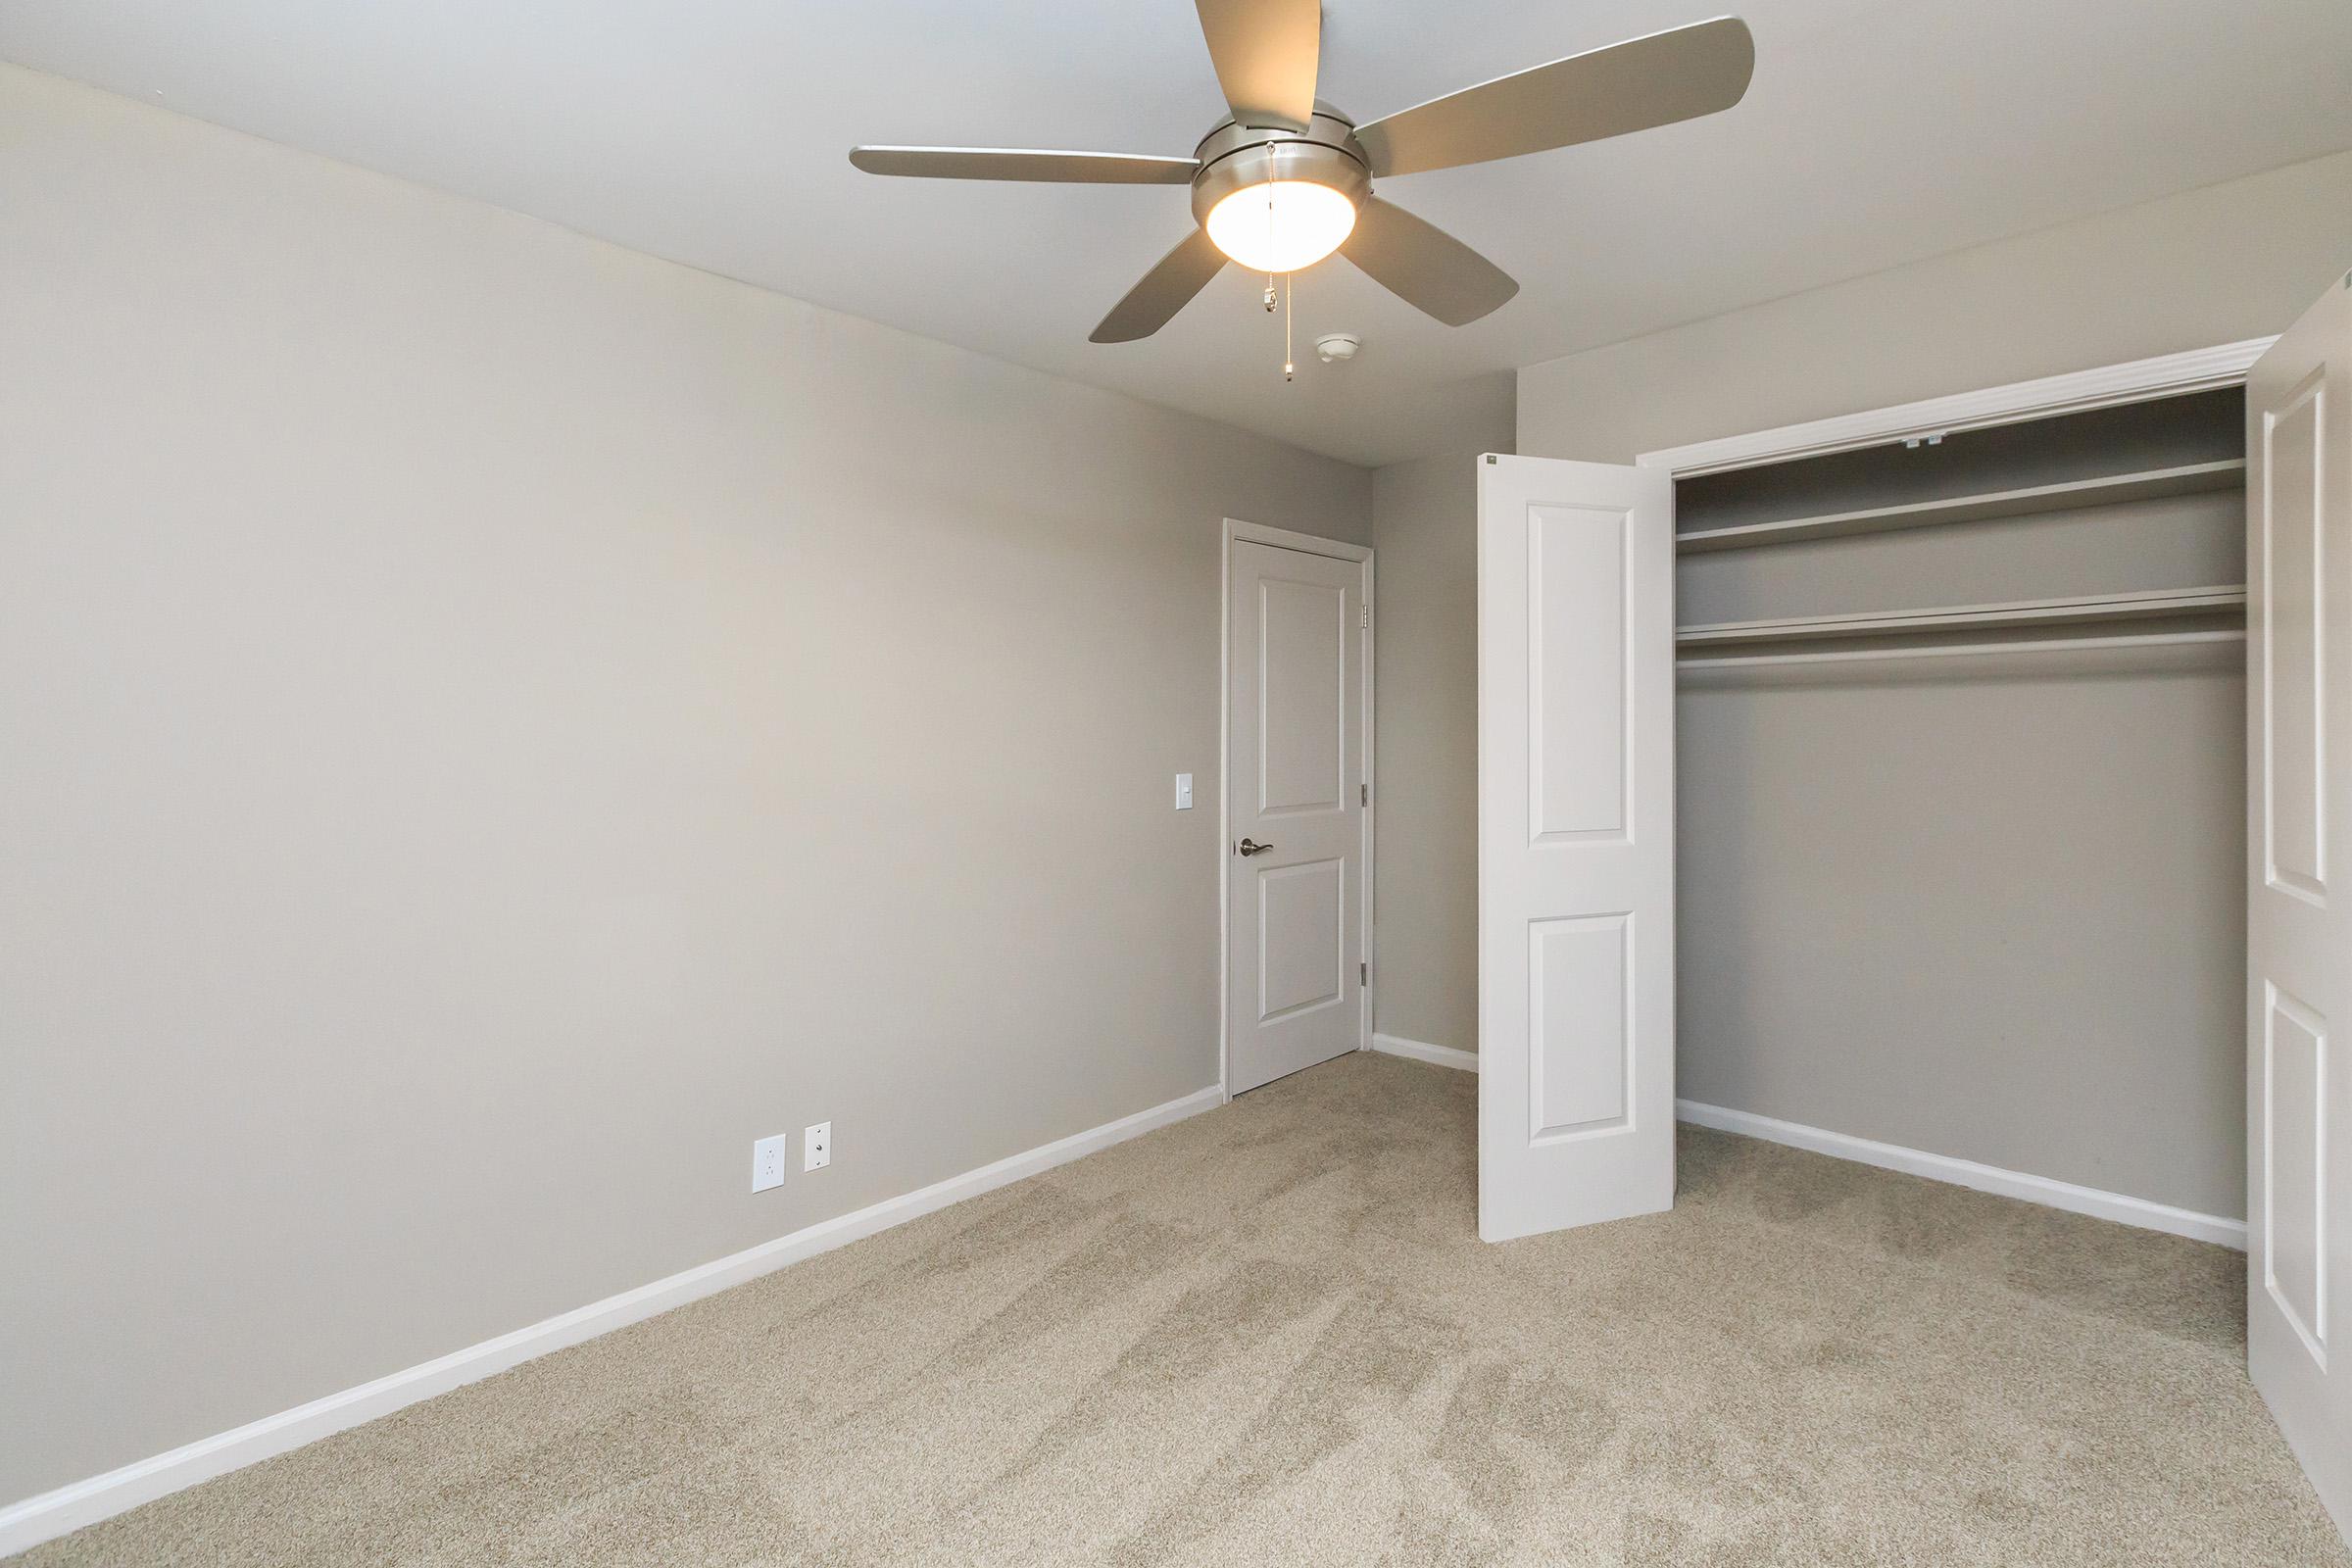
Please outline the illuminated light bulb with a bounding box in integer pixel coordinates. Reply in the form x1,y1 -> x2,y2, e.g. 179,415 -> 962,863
1204,180 -> 1357,274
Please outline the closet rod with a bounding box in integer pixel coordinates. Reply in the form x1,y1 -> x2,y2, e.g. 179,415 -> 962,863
1675,628 -> 2245,673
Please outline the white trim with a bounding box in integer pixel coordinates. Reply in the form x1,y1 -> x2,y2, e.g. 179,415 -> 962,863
1228,517 -> 1373,563
1636,337 -> 2276,478
1677,1100 -> 2247,1250
1372,1032 -> 1480,1073
1361,545 -> 1376,1057
1218,520 -> 1231,1102
0,1085 -> 1222,1558
1218,518 -> 1378,1102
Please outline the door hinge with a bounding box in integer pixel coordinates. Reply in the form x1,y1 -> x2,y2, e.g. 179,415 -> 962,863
1360,605 -> 1370,629
1359,961 -> 1368,985
1360,783 -> 1368,807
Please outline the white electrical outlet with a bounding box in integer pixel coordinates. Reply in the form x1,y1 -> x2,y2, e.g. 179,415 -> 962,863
804,1121 -> 831,1171
752,1134 -> 787,1193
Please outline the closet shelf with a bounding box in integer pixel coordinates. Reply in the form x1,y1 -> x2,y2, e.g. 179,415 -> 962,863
1675,584 -> 2248,648
1676,629 -> 2246,680
1673,459 -> 2247,555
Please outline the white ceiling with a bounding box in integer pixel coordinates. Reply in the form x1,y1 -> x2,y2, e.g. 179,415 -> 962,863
8,1 -> 2351,466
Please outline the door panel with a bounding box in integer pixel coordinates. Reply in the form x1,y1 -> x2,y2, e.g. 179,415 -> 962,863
2265,981 -> 2328,1359
1258,858 -> 1344,1020
1532,505 -> 1631,839
1228,537 -> 1365,1095
1259,577 -> 1347,813
1479,456 -> 1675,1243
2248,277 -> 2352,1539
1531,912 -> 1632,1137
2266,372 -> 2328,904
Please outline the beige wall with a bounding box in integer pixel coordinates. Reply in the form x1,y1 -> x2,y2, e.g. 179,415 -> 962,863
1506,151 -> 2352,1218
0,65 -> 1369,1506
1520,149 -> 2352,466
1369,455 -> 1485,1055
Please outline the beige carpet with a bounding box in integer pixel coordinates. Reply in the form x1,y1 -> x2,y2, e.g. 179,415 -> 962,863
22,1053 -> 2347,1566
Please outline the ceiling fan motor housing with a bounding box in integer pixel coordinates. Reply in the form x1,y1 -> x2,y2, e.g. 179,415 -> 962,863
1189,107 -> 1372,226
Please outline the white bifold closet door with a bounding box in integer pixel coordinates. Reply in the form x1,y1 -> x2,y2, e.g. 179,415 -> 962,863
2248,275 -> 2352,1536
1477,455 -> 1676,1243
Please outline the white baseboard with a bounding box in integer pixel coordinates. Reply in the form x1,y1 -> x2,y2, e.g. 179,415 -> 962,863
0,1085 -> 1223,1558
1371,1033 -> 1480,1073
1676,1099 -> 2247,1250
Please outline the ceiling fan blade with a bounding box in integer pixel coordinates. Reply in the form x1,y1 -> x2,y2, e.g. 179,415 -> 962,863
1194,0 -> 1321,132
1340,198 -> 1518,326
1354,17 -> 1755,178
1091,228 -> 1228,343
849,147 -> 1198,184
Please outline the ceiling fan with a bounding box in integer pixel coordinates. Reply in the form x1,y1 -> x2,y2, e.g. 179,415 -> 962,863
849,4 -> 1754,343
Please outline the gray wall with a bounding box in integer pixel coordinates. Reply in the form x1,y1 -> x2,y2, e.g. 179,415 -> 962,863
1676,656 -> 2247,1212
0,65 -> 1369,1506
1511,151 -> 2352,1220
1369,455 -> 1484,1055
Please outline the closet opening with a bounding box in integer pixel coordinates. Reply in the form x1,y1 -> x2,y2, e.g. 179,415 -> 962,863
1662,378 -> 2251,1241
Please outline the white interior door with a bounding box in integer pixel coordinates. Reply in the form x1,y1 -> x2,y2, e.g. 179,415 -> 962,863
2248,275 -> 2352,1537
1226,534 -> 1366,1095
1477,455 -> 1675,1243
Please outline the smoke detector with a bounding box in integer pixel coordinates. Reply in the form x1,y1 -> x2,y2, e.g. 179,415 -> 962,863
1314,332 -> 1362,365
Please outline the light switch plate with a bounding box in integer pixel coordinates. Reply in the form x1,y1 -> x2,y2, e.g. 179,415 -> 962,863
805,1121 -> 831,1171
1174,772 -> 1194,809
752,1134 -> 787,1193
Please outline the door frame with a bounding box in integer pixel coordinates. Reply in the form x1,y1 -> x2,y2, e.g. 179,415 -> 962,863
1219,517 -> 1376,1102
1636,337 -> 2276,477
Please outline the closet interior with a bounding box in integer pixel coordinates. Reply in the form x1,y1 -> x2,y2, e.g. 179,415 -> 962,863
1670,387 -> 2250,1223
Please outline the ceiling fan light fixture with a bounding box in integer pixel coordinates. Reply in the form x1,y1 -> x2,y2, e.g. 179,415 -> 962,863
1202,178 -> 1357,273
849,9 -> 1756,342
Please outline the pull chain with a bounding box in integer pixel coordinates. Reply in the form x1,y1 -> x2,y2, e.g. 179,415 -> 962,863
1252,161 -> 1293,382
1262,158 -> 1279,317
1284,270 -> 1294,381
